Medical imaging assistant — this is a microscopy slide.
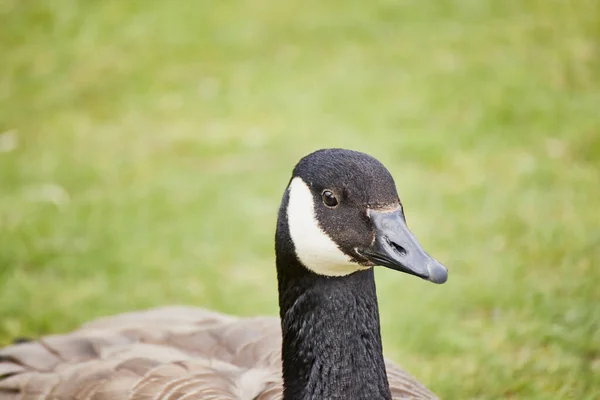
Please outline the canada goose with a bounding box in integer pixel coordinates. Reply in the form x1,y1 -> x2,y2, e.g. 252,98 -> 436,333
0,148 -> 448,400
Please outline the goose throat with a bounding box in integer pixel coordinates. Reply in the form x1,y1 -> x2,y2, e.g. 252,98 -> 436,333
278,268 -> 392,400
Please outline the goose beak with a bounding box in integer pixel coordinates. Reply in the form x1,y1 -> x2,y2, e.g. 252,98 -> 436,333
361,209 -> 448,284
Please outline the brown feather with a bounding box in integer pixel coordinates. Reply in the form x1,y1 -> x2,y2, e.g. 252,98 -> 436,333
0,306 -> 437,399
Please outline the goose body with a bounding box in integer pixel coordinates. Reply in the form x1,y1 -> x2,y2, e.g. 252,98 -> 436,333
0,149 -> 448,399
0,307 -> 435,399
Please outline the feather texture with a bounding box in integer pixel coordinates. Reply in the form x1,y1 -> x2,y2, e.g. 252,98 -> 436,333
0,306 -> 437,399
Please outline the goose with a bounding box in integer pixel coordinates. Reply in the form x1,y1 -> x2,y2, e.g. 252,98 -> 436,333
0,148 -> 448,400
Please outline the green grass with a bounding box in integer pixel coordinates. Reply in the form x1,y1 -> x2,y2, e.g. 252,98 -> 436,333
1,0 -> 599,398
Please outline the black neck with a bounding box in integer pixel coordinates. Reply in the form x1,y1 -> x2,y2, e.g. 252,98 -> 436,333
275,192 -> 392,400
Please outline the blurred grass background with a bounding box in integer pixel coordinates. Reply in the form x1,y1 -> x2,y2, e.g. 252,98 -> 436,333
1,0 -> 599,398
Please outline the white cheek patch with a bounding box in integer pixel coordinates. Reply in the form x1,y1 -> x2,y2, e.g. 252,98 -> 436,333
286,177 -> 368,277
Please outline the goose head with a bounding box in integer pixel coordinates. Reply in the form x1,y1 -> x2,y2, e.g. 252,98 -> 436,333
281,148 -> 448,284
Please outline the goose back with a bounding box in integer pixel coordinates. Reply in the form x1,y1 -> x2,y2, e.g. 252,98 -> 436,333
0,306 -> 437,399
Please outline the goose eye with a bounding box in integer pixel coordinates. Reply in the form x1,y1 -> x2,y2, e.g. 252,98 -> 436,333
322,190 -> 339,208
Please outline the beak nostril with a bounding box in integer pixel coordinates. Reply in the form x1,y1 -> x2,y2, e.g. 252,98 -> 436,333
385,237 -> 407,256
392,243 -> 407,256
